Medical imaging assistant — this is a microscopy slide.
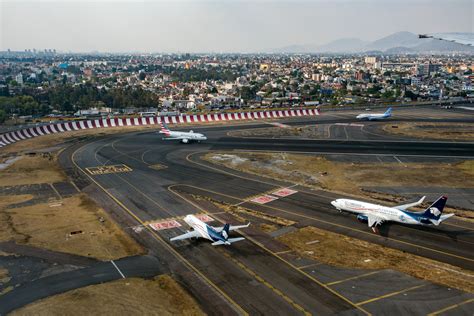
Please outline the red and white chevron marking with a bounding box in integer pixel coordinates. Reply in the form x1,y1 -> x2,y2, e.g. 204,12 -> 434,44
0,109 -> 319,148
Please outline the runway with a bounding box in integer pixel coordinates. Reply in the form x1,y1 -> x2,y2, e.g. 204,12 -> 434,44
57,106 -> 474,315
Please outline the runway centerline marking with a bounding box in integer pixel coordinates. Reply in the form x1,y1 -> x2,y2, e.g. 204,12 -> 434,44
110,260 -> 125,279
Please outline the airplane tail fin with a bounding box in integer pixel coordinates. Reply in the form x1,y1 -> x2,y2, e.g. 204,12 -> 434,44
422,196 -> 448,224
384,107 -> 392,116
223,223 -> 230,236
159,121 -> 171,136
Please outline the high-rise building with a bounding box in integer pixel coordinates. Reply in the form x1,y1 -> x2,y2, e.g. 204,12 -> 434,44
15,73 -> 23,85
419,62 -> 441,76
365,56 -> 378,64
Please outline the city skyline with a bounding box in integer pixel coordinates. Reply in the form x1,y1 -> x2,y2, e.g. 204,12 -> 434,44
1,0 -> 473,53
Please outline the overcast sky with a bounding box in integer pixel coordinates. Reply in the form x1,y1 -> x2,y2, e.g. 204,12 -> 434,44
1,0 -> 472,53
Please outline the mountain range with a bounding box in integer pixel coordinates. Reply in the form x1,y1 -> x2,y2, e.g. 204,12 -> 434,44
272,31 -> 473,54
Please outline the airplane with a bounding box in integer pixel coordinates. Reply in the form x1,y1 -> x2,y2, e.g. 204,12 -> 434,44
330,195 -> 454,233
356,107 -> 392,120
159,121 -> 207,143
169,214 -> 250,246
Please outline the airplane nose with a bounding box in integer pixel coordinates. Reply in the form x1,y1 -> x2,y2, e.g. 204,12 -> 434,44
331,200 -> 338,207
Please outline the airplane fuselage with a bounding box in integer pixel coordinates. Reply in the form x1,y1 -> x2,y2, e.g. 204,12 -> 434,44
355,113 -> 390,120
162,130 -> 207,143
331,199 -> 429,226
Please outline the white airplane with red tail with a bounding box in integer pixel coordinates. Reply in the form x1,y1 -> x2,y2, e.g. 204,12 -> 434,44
159,121 -> 207,143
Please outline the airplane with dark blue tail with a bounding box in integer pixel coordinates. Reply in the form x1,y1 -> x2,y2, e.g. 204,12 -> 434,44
170,214 -> 250,246
331,196 -> 454,233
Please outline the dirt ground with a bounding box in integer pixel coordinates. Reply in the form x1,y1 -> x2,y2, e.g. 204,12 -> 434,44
0,267 -> 11,295
204,152 -> 474,219
0,268 -> 8,282
229,126 -> 305,138
0,193 -> 144,260
382,122 -> 474,141
12,275 -> 204,316
0,154 -> 66,186
278,226 -> 474,293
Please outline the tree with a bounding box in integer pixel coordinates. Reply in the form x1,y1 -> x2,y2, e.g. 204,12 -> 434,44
0,109 -> 6,123
240,86 -> 256,101
382,90 -> 393,99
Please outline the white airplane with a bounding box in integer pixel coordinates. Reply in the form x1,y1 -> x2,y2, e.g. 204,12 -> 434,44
159,121 -> 207,143
331,195 -> 454,232
170,214 -> 250,246
356,107 -> 392,120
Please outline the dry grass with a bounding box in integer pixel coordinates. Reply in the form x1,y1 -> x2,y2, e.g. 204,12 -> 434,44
278,226 -> 474,293
0,194 -> 144,260
382,122 -> 474,141
0,154 -> 66,186
0,267 -> 12,295
0,268 -> 8,281
229,126 -> 301,138
0,145 -> 144,260
260,223 -> 280,233
229,125 -> 327,139
12,275 -> 204,316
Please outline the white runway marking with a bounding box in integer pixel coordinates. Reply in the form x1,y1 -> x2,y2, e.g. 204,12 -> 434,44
393,156 -> 407,167
111,260 -> 126,279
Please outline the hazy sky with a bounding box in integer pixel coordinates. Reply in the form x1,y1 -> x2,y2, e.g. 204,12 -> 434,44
1,0 -> 472,53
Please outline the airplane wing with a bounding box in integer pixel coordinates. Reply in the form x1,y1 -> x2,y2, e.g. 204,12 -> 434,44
162,135 -> 187,140
211,237 -> 245,246
393,196 -> 425,210
421,33 -> 473,46
367,214 -> 384,227
169,230 -> 201,242
213,223 -> 250,232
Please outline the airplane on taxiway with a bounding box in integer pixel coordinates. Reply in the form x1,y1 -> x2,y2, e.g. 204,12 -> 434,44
331,195 -> 454,232
170,214 -> 250,246
159,121 -> 207,143
356,107 -> 392,120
